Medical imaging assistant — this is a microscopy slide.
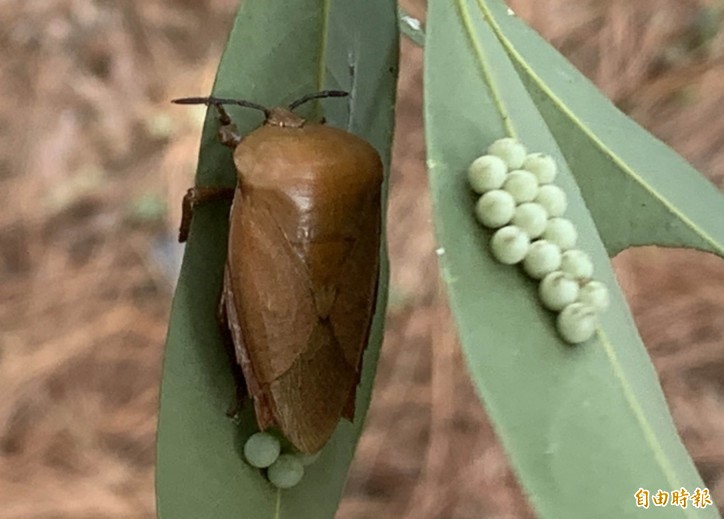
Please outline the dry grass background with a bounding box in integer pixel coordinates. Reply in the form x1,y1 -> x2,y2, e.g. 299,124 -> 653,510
0,1 -> 722,517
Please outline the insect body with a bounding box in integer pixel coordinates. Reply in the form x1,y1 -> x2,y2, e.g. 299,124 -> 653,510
175,91 -> 383,454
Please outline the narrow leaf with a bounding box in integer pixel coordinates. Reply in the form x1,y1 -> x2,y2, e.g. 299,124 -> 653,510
479,0 -> 724,257
155,1 -> 398,518
425,1 -> 715,518
399,7 -> 426,47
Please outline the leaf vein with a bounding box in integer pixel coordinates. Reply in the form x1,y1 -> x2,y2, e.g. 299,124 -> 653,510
456,0 -> 516,138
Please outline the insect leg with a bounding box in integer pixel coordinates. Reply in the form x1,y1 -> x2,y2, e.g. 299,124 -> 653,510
211,103 -> 242,148
172,97 -> 244,147
178,186 -> 235,242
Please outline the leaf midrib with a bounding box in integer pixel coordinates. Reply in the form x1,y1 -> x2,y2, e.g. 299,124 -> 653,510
317,0 -> 331,93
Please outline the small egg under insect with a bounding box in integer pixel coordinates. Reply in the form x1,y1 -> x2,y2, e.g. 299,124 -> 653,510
535,184 -> 567,217
512,202 -> 548,239
490,225 -> 530,265
468,155 -> 508,194
523,240 -> 562,279
267,454 -> 305,489
557,302 -> 598,344
503,170 -> 539,203
475,190 -> 516,228
578,280 -> 610,313
522,153 -> 557,184
560,249 -> 594,280
543,218 -> 578,250
243,432 -> 281,469
539,271 -> 579,311
487,138 -> 527,169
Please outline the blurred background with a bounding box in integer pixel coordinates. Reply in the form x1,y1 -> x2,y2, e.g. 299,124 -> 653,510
1,0 -> 723,517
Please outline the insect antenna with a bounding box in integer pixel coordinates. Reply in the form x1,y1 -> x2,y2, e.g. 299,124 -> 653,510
288,90 -> 348,111
172,96 -> 271,119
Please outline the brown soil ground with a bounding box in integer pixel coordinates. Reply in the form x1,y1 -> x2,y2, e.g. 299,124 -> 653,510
1,1 -> 723,518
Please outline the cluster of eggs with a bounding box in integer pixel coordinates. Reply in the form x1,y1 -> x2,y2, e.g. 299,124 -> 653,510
243,431 -> 320,489
467,138 -> 609,344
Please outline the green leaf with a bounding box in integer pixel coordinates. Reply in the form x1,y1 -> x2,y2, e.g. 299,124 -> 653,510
424,2 -> 716,518
399,7 -> 425,47
479,0 -> 724,257
155,1 -> 398,518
